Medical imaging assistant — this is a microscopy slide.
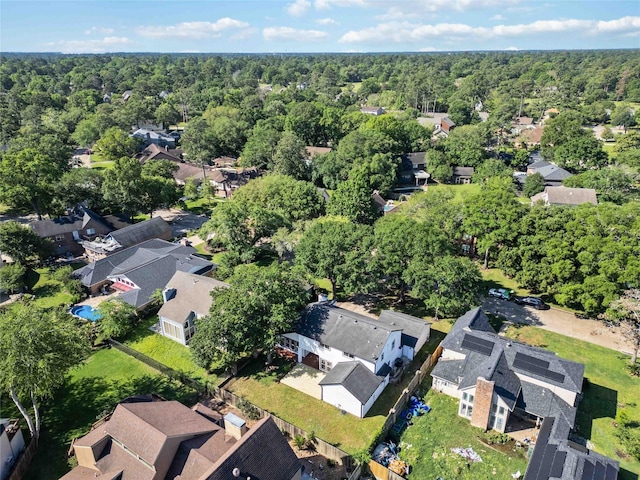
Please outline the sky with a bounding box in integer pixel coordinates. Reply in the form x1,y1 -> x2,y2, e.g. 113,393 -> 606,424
1,0 -> 639,54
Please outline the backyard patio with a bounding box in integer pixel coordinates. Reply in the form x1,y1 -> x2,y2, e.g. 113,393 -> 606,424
280,363 -> 325,400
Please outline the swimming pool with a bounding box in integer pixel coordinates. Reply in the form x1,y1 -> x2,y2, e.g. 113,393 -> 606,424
70,305 -> 102,322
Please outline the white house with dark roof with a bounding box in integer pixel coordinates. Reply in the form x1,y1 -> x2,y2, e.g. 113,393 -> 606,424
279,302 -> 430,417
158,271 -> 228,345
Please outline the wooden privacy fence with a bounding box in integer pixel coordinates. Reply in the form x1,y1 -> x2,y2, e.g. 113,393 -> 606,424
215,387 -> 354,469
108,339 -> 208,394
374,344 -> 443,449
368,460 -> 405,480
7,437 -> 38,480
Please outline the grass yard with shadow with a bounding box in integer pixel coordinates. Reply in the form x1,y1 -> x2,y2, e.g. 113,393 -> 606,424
122,315 -> 219,387
506,325 -> 640,479
16,347 -> 197,480
398,390 -> 529,479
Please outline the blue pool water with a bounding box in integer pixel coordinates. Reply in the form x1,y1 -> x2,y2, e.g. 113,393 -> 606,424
70,305 -> 102,322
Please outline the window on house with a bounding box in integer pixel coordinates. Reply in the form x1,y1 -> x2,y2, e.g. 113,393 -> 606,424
320,343 -> 330,350
459,392 -> 474,418
320,359 -> 333,372
55,235 -> 64,241
343,352 -> 354,358
498,406 -> 505,416
391,340 -> 395,350
381,353 -> 384,361
280,336 -> 298,352
86,228 -> 95,235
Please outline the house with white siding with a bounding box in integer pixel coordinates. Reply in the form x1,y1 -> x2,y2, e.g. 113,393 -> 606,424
279,302 -> 430,417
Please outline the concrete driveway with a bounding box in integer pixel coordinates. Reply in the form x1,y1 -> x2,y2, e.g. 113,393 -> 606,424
154,208 -> 209,238
481,297 -> 634,354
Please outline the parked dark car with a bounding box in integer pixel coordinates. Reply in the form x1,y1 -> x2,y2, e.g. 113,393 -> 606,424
514,296 -> 549,310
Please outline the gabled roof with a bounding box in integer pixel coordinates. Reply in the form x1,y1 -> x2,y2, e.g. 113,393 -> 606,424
202,416 -> 301,480
532,186 -> 598,206
400,152 -> 426,170
292,303 -> 399,362
442,117 -> 456,128
453,166 -> 474,177
319,361 -> 384,404
108,217 -> 172,249
158,271 -> 229,322
305,146 -> 332,158
378,310 -> 430,349
528,162 -> 572,182
137,143 -> 181,163
433,307 -> 585,419
132,128 -> 175,143
29,205 -> 112,238
75,238 -> 213,289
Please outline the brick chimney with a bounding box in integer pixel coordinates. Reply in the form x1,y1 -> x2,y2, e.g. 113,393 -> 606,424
470,377 -> 494,430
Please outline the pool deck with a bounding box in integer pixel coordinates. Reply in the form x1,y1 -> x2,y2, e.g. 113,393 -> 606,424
76,290 -> 119,308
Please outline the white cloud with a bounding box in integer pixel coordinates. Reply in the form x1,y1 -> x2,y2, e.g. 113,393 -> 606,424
84,26 -> 114,35
504,46 -> 520,51
287,0 -> 311,16
491,14 -> 505,21
339,16 -> 640,43
317,0 -> 521,13
316,17 -> 339,25
136,18 -> 250,39
263,26 -> 328,41
419,46 -> 438,51
44,36 -> 131,54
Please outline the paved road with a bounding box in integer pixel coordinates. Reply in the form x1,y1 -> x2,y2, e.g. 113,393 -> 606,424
154,208 -> 209,238
481,297 -> 633,354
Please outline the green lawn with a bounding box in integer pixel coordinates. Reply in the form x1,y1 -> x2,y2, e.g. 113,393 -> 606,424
21,348 -> 197,480
399,390 -> 529,479
227,333 -> 444,454
26,265 -> 85,309
480,268 -> 529,297
505,325 -> 640,479
424,182 -> 482,203
123,316 -> 218,386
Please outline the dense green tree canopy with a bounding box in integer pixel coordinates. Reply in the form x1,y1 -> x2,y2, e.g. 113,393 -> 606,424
190,263 -> 308,370
0,221 -> 51,264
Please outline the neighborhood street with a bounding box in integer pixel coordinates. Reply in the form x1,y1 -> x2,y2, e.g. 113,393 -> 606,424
481,297 -> 634,354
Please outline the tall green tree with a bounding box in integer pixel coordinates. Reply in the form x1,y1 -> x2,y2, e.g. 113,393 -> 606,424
0,147 -> 70,219
190,263 -> 307,370
605,289 -> 640,365
523,173 -> 546,198
407,255 -> 483,319
554,135 -> 608,173
0,221 -> 51,264
94,127 -> 140,162
101,157 -> 145,219
96,299 -> 137,339
272,131 -> 309,180
327,169 -> 378,225
181,116 -> 217,179
295,217 -> 374,297
0,262 -> 26,294
53,168 -> 105,212
0,303 -> 88,442
463,178 -> 526,269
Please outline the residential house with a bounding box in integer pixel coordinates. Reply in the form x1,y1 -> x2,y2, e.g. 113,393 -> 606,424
1,419 -> 25,480
136,144 -> 183,163
279,302 -> 430,417
431,308 -> 618,479
158,271 -> 229,345
440,117 -> 456,134
515,126 -> 544,149
209,167 -> 260,197
29,205 -> 115,257
121,90 -> 132,102
372,191 -> 398,215
82,217 -> 173,260
211,156 -> 238,168
531,186 -> 598,207
400,152 -> 430,186
74,238 -> 214,310
526,160 -> 572,187
305,146 -> 331,160
361,106 -> 384,116
452,166 -> 474,184
61,399 -> 302,480
132,129 -> 176,149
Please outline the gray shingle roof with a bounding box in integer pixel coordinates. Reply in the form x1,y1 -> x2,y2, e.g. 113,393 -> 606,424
203,416 -> 301,480
433,307 -> 585,417
319,361 -> 384,404
378,310 -> 430,349
453,166 -> 474,177
74,239 -> 214,309
29,205 -> 112,238
158,272 -> 229,322
293,303 -> 399,362
532,164 -> 573,182
108,217 -> 172,249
